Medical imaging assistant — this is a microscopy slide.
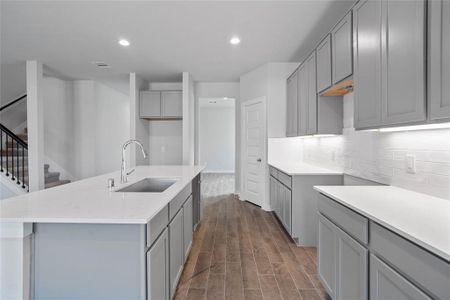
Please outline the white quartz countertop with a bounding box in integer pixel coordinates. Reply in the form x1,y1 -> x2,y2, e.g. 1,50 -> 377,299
314,185 -> 450,261
0,165 -> 204,224
269,161 -> 343,176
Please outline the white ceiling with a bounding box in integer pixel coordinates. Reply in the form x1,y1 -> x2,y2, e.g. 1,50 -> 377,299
1,1 -> 355,82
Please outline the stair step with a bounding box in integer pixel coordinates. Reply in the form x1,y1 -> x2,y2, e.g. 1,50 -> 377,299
45,180 -> 70,189
0,149 -> 28,156
44,171 -> 60,183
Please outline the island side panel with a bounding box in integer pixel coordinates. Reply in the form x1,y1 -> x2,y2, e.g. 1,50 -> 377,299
33,223 -> 146,300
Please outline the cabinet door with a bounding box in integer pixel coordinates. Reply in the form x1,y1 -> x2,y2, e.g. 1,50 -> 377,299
306,52 -> 318,135
332,12 -> 353,84
162,91 -> 183,118
140,91 -> 161,118
318,214 -> 336,298
286,72 -> 298,137
183,195 -> 193,259
283,186 -> 292,234
336,227 -> 368,300
169,209 -> 184,298
381,0 -> 426,126
353,0 -> 383,129
147,228 -> 169,300
370,254 -> 432,300
297,63 -> 308,136
316,34 -> 332,92
429,0 -> 450,121
270,177 -> 276,211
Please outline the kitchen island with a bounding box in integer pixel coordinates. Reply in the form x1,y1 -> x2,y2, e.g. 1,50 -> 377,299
0,165 -> 204,300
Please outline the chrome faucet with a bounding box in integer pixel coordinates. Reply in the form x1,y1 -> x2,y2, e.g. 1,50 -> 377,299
121,139 -> 147,184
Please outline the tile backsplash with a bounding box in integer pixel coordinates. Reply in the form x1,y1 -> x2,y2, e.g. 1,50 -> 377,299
302,92 -> 450,200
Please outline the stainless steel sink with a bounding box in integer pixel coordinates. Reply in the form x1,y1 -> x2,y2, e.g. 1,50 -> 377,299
116,178 -> 177,193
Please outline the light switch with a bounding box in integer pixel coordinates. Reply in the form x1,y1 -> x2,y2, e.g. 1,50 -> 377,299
161,146 -> 166,153
406,154 -> 416,174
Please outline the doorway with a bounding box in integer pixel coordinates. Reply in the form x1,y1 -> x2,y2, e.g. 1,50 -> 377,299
198,97 -> 236,199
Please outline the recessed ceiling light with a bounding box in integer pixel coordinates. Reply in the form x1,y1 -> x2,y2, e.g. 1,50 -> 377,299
118,39 -> 130,47
230,37 -> 241,45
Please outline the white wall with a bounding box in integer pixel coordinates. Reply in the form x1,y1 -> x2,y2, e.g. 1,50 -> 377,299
182,72 -> 195,165
148,120 -> 182,165
129,73 -> 150,166
43,77 -> 75,177
0,62 -> 27,131
302,92 -> 450,200
199,100 -> 235,173
44,77 -> 130,180
268,137 -> 303,164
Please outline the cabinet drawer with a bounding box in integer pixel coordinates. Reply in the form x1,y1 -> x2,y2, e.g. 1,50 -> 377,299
169,184 -> 192,220
371,222 -> 450,299
147,204 -> 169,248
269,167 -> 278,178
318,193 -> 368,244
277,171 -> 292,189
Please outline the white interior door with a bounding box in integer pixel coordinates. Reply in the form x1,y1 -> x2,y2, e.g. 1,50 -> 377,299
241,98 -> 266,206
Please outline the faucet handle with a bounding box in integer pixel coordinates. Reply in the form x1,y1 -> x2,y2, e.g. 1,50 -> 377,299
126,168 -> 135,176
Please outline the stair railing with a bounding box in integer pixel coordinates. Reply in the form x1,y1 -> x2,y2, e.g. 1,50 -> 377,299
1,94 -> 28,190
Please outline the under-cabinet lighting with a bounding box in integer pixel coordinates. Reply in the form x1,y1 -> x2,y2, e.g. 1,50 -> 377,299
378,123 -> 450,132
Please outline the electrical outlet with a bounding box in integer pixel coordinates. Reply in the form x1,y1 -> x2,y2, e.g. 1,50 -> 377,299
331,151 -> 336,162
161,146 -> 166,153
406,154 -> 416,174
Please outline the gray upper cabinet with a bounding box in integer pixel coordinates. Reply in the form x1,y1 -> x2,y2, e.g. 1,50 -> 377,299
353,0 -> 383,129
147,228 -> 169,300
286,71 -> 298,137
370,255 -> 432,300
316,34 -> 332,93
183,195 -> 193,260
297,62 -> 308,136
354,0 -> 426,129
306,52 -> 318,135
162,91 -> 183,118
169,209 -> 184,299
429,0 -> 450,121
140,91 -> 161,118
381,0 -> 426,126
140,90 -> 182,119
332,12 -> 353,84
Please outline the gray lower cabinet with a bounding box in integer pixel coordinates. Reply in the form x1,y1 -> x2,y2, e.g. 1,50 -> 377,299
353,0 -> 426,129
318,214 -> 337,299
317,193 -> 449,300
335,225 -> 368,300
183,195 -> 193,259
429,0 -> 450,121
370,255 -> 431,300
317,213 -> 368,300
317,34 -> 332,93
169,208 -> 184,298
147,228 -> 170,300
332,11 -> 352,84
286,71 -> 298,137
269,169 -> 292,234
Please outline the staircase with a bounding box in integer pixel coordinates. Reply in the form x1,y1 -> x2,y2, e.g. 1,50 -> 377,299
1,95 -> 71,192
1,128 -> 71,191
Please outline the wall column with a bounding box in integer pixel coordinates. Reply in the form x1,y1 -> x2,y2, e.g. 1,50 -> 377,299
26,60 -> 45,191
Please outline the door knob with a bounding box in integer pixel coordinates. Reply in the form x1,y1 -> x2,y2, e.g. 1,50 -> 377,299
257,158 -> 262,162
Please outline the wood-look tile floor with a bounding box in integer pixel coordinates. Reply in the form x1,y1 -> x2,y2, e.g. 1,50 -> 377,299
174,194 -> 329,300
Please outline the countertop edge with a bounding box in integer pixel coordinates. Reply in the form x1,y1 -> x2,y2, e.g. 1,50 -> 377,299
313,186 -> 450,262
268,162 -> 343,176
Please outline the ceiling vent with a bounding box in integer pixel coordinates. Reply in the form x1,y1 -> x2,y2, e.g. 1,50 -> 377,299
92,61 -> 111,68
